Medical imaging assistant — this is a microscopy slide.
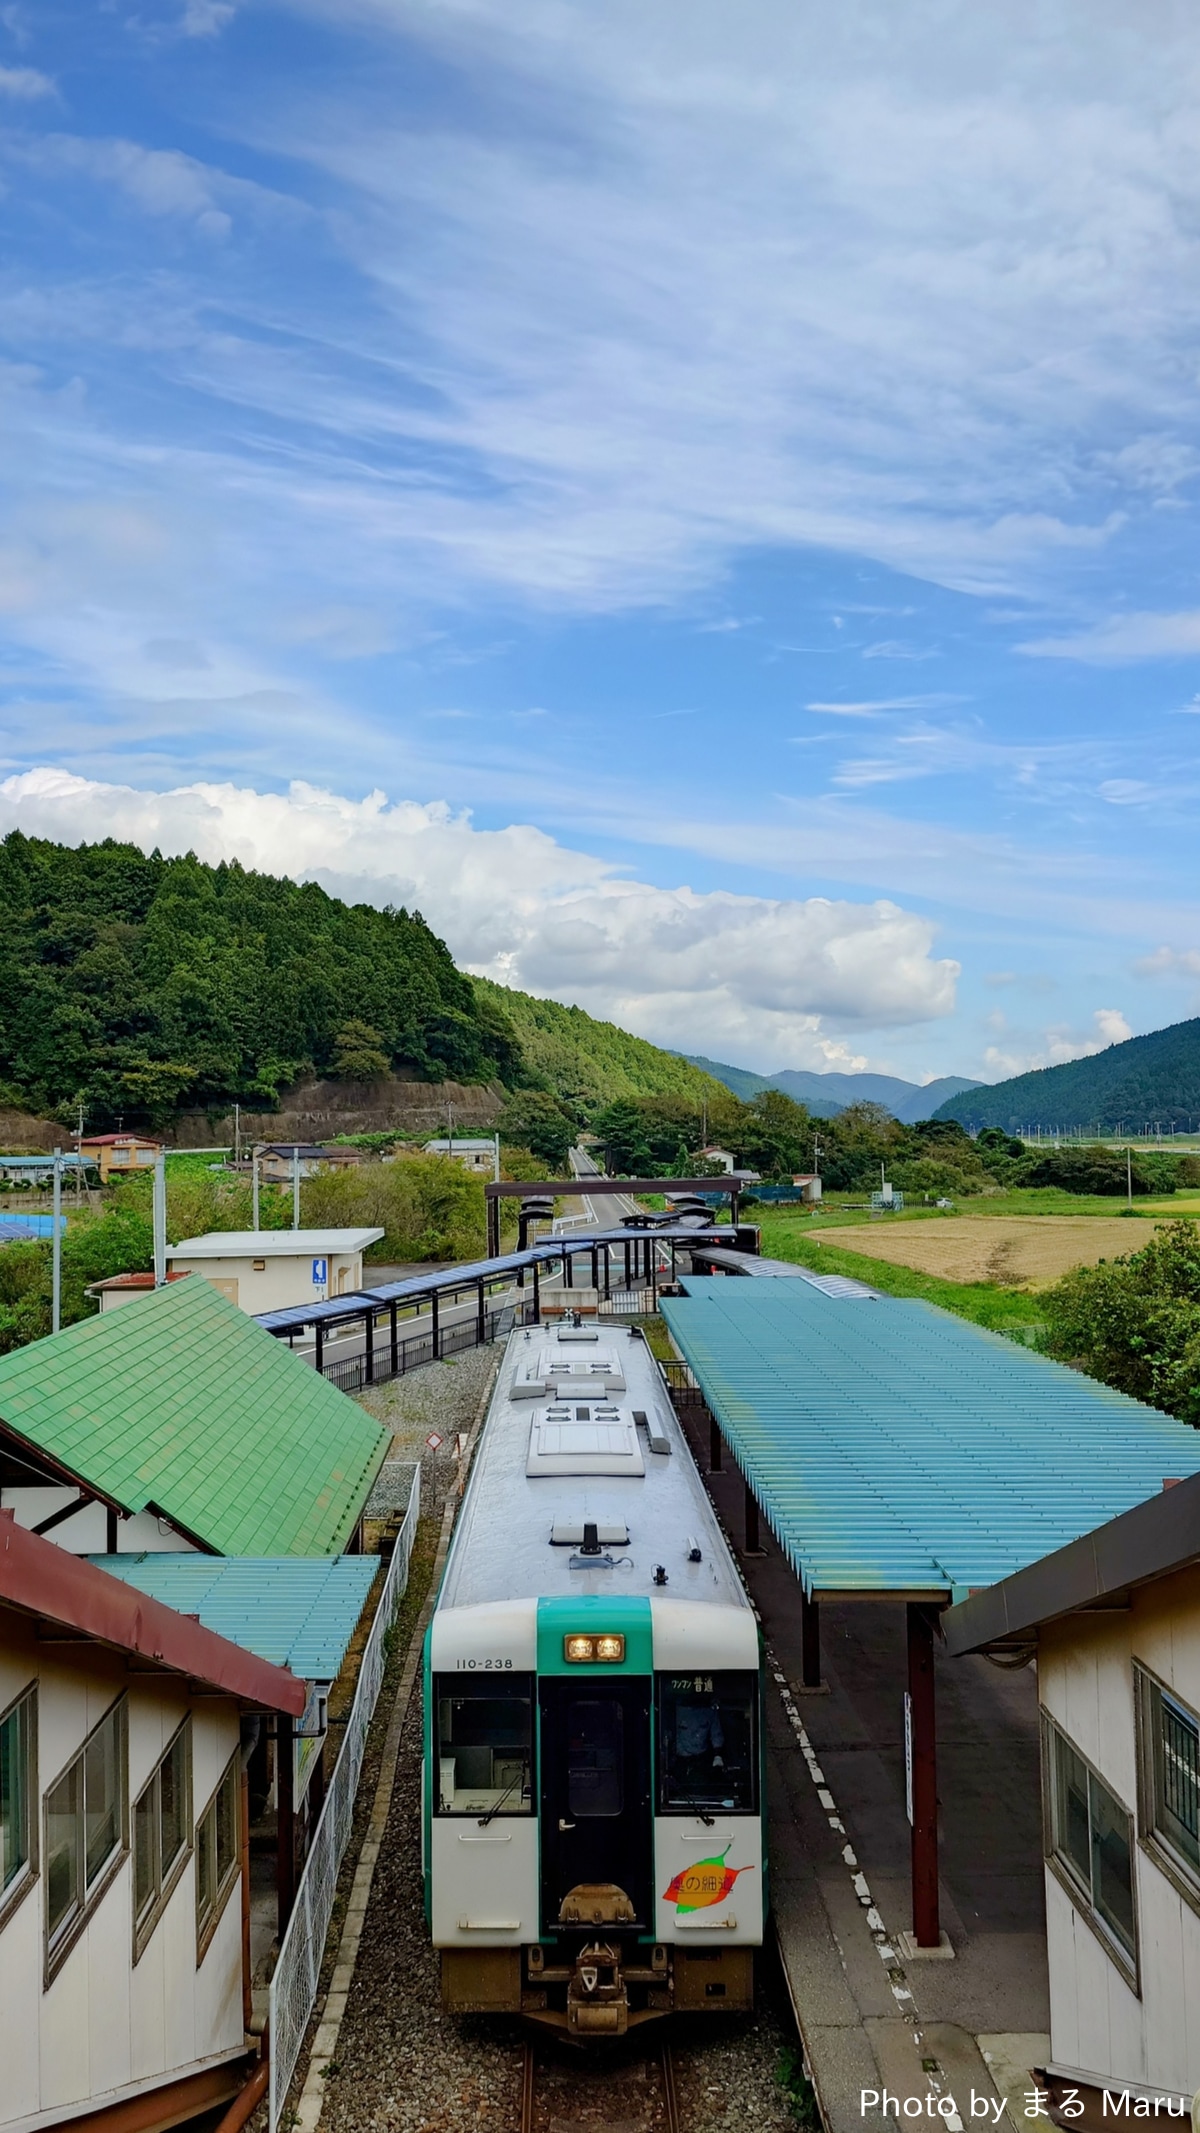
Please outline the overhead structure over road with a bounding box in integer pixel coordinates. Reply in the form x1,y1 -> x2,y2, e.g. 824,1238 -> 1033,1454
661,1274 -> 1200,1953
484,1174 -> 752,1256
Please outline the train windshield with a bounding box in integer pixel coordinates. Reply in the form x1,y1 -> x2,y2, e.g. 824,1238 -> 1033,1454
435,1675 -> 534,1816
656,1671 -> 759,1815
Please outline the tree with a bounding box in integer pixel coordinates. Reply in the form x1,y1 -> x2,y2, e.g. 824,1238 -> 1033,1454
495,1092 -> 577,1171
1041,1220 -> 1200,1422
331,1020 -> 391,1080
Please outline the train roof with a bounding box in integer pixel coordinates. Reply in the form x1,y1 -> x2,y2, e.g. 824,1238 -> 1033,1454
437,1323 -> 751,1618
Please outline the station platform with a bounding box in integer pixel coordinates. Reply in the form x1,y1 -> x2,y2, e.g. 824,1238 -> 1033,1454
674,1406 -> 1051,2133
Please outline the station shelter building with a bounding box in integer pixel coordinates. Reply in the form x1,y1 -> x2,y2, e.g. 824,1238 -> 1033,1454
0,1516 -> 306,2133
945,1469 -> 1200,2113
164,1226 -> 384,1312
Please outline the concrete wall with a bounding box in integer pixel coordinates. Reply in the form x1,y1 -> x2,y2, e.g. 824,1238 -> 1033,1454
1039,1562 -> 1200,2099
0,1617 -> 244,2133
166,1250 -> 364,1312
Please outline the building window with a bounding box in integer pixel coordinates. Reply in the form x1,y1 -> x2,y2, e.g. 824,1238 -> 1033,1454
195,1748 -> 240,1959
1135,1664 -> 1200,1908
1043,1714 -> 1137,1977
44,1695 -> 127,1979
1,1684 -> 36,1922
133,1720 -> 191,1961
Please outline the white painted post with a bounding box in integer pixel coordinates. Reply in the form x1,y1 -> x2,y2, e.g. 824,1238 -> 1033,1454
51,1150 -> 62,1333
292,1145 -> 300,1230
153,1151 -> 167,1287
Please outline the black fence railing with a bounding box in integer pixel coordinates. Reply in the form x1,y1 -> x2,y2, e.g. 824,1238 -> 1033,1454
320,1300 -> 539,1394
660,1358 -> 705,1407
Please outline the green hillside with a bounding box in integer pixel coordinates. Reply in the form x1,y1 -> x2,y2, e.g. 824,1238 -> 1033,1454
934,1015 -> 1200,1133
472,980 -> 729,1110
0,830 -> 521,1129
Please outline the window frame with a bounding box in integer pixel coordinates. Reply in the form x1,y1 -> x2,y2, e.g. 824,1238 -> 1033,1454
194,1746 -> 241,1964
432,1674 -> 536,1819
0,1680 -> 37,1931
132,1717 -> 192,1964
1041,1710 -> 1139,1992
655,1669 -> 761,1819
1134,1661 -> 1200,1920
43,1693 -> 128,1985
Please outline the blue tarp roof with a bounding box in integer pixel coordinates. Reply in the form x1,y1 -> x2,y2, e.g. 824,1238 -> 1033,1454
87,1553 -> 380,1678
661,1278 -> 1200,1599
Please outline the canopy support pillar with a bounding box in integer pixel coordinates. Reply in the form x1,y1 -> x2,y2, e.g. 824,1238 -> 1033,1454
907,1602 -> 940,1948
801,1591 -> 821,1690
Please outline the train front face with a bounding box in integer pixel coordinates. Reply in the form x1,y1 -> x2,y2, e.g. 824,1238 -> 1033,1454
426,1594 -> 764,2035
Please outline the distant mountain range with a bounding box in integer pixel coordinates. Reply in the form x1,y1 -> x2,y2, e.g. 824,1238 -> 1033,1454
931,1016 -> 1200,1133
678,1053 -> 982,1124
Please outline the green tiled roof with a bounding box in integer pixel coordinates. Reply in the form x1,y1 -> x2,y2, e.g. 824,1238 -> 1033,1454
0,1277 -> 389,1556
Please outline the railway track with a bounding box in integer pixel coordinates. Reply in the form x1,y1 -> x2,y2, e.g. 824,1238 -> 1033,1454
520,2033 -> 681,2133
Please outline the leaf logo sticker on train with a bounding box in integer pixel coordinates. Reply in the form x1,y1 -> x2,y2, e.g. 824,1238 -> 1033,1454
663,1845 -> 754,1916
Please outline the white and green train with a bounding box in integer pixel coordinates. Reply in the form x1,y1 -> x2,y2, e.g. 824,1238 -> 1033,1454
423,1319 -> 766,2036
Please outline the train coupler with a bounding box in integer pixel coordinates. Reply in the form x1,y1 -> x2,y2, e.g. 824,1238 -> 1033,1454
566,1941 -> 629,2036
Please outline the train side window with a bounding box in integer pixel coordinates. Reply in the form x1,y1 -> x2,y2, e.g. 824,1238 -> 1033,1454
656,1671 -> 758,1816
434,1676 -> 534,1816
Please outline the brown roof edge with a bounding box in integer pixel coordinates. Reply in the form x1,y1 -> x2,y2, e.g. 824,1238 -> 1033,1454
944,1467 -> 1200,1658
0,1511 -> 306,1713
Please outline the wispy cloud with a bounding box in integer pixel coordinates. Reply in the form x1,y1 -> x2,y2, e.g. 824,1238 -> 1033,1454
1021,611 -> 1200,664
803,695 -> 965,717
0,63 -> 53,98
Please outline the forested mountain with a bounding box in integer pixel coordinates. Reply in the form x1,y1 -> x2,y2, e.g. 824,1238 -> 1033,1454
472,980 -> 727,1110
0,832 -> 522,1129
933,1017 -> 1200,1133
679,1052 -> 980,1123
0,832 -> 728,1134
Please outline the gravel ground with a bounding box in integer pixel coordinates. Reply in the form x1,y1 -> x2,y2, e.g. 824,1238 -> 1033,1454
301,1339 -> 803,2133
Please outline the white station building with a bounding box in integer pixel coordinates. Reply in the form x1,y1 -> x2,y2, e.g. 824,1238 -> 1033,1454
163,1228 -> 383,1312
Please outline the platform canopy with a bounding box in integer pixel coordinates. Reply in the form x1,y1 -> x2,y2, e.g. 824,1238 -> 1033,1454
661,1277 -> 1200,1599
87,1552 -> 380,1680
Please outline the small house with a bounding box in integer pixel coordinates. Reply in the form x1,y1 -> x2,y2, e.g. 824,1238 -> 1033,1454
790,1172 -> 823,1203
78,1135 -> 160,1183
166,1226 -> 383,1311
255,1144 -> 361,1183
945,1471 -> 1200,2110
423,1137 -> 497,1175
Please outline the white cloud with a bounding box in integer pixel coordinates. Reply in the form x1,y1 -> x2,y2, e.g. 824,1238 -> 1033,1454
1135,946 -> 1200,979
0,63 -> 52,97
982,1006 -> 1132,1079
0,768 -> 960,1064
1021,611 -> 1200,663
182,0 -> 237,33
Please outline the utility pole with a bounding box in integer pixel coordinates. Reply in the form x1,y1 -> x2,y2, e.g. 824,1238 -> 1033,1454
1126,1145 -> 1133,1209
493,1130 -> 501,1183
252,1152 -> 260,1231
234,1103 -> 241,1165
446,1102 -> 455,1160
51,1150 -> 62,1333
292,1145 -> 300,1231
75,1096 -> 84,1205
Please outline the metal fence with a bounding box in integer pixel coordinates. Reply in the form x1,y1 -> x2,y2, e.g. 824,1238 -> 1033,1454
320,1299 -> 536,1394
659,1358 -> 705,1406
269,1465 -> 421,2131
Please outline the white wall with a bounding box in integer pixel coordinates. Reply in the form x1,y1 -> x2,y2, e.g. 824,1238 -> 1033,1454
1039,1565 -> 1200,2099
0,1491 -> 197,1554
0,1617 -> 246,2133
167,1251 -> 364,1312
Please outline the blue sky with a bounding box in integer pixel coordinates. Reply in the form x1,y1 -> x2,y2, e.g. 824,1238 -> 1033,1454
2,0 -> 1200,1082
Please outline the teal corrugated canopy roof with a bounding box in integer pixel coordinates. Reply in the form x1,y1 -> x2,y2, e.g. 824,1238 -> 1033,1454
87,1553 -> 380,1678
661,1279 -> 1200,1598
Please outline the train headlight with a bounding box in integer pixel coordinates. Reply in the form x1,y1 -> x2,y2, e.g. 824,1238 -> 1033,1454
562,1633 -> 626,1663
